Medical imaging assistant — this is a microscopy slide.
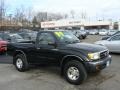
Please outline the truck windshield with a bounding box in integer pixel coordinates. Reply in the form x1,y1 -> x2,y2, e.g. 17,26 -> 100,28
54,31 -> 80,44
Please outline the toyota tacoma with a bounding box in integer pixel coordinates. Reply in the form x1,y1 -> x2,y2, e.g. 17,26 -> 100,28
7,30 -> 112,85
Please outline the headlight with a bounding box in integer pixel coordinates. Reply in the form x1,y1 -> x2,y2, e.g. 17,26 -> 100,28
88,52 -> 100,60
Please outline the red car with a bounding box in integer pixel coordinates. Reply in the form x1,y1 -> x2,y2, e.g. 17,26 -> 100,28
0,39 -> 7,53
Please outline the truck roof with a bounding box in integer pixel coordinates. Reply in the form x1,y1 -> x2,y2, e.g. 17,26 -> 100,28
39,30 -> 67,32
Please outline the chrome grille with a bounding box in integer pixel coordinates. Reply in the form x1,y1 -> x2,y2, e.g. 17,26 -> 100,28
100,50 -> 109,59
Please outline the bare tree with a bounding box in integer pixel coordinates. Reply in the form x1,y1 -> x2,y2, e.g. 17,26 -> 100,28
19,5 -> 25,27
14,5 -> 29,28
0,0 -> 5,20
32,16 -> 38,28
14,8 -> 20,25
8,14 -> 12,24
25,7 -> 34,27
64,14 -> 68,19
81,11 -> 87,19
0,0 -> 7,30
47,13 -> 63,21
36,12 -> 47,22
70,10 -> 75,19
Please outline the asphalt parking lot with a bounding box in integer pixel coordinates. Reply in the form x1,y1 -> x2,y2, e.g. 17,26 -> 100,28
0,35 -> 120,90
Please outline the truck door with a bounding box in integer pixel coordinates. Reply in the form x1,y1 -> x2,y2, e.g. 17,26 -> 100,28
35,32 -> 61,65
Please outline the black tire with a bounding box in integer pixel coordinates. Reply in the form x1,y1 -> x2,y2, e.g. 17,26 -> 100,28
14,54 -> 29,72
63,60 -> 87,85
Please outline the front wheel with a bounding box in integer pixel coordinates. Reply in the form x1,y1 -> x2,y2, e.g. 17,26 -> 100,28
14,54 -> 29,72
64,60 -> 87,85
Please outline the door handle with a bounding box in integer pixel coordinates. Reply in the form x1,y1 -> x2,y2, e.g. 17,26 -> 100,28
51,49 -> 59,51
36,47 -> 41,50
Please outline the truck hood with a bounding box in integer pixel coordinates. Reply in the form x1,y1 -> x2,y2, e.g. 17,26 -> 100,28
66,43 -> 107,53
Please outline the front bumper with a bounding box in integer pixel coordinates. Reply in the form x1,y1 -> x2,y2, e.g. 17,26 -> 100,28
84,55 -> 112,72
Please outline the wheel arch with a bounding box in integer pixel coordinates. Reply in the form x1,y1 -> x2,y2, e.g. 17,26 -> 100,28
13,50 -> 27,65
60,55 -> 85,75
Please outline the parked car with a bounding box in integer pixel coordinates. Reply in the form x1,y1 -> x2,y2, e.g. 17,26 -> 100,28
108,30 -> 118,36
102,36 -> 110,40
70,30 -> 83,39
85,30 -> 89,35
78,30 -> 88,39
102,31 -> 120,40
7,30 -> 111,85
71,30 -> 87,39
18,29 -> 33,33
0,38 -> 7,54
0,33 -> 29,43
95,34 -> 120,53
99,29 -> 108,35
88,30 -> 99,35
18,32 -> 37,41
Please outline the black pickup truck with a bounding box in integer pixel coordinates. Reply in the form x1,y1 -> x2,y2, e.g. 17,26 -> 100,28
7,30 -> 112,85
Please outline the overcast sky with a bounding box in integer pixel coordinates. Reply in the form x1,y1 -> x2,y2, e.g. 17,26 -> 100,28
6,0 -> 120,21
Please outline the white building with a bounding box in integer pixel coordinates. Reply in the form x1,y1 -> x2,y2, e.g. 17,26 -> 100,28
41,19 -> 114,30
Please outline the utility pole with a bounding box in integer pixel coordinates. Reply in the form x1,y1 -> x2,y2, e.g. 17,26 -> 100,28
0,0 -> 5,31
0,0 -> 2,31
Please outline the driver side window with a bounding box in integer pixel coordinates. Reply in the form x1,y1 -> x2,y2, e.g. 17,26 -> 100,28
38,33 -> 55,44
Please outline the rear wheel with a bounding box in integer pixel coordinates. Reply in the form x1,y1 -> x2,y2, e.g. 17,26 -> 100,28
64,60 -> 87,85
14,54 -> 29,72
